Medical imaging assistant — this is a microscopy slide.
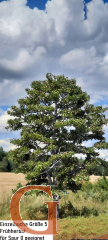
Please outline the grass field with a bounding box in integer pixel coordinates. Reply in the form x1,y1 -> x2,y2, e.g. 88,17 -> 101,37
1,172 -> 108,239
0,172 -> 27,204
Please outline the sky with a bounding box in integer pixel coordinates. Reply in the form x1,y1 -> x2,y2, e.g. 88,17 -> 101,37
0,0 -> 108,163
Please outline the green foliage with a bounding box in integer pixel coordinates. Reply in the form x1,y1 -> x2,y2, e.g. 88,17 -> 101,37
0,146 -> 10,172
5,73 -> 108,194
81,188 -> 108,203
80,206 -> 99,218
8,159 -> 16,171
11,181 -> 63,199
98,191 -> 108,203
27,205 -> 48,220
81,181 -> 93,192
12,182 -> 24,195
0,147 -> 7,161
82,175 -> 108,188
92,165 -> 105,176
0,146 -> 16,172
96,177 -> 108,191
0,156 -> 9,172
12,182 -> 40,197
59,201 -> 77,218
81,177 -> 108,203
0,156 -> 16,172
90,161 -> 108,176
26,198 -> 100,220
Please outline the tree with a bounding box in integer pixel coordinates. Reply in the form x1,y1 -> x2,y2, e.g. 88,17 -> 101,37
0,155 -> 16,172
0,156 -> 9,172
0,146 -> 7,161
92,161 -> 108,176
0,147 -> 16,172
5,73 -> 108,193
0,147 -> 11,172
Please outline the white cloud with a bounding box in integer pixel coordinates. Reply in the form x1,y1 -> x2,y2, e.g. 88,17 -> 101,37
0,138 -> 19,152
0,110 -> 15,132
100,52 -> 108,70
0,0 -> 108,162
0,47 -> 47,72
59,46 -> 100,71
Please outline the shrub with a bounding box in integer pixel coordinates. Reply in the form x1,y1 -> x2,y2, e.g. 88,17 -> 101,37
98,190 -> 108,202
91,207 -> 99,216
81,181 -> 93,192
80,206 -> 92,217
12,182 -> 23,194
27,204 -> 48,220
96,177 -> 108,191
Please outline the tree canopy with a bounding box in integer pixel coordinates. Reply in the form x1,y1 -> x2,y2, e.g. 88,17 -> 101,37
5,73 -> 108,193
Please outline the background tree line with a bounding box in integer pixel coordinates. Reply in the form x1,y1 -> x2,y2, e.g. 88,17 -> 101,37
0,145 -> 108,176
0,146 -> 16,172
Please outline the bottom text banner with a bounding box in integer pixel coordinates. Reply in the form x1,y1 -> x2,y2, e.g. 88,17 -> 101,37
0,221 -> 53,240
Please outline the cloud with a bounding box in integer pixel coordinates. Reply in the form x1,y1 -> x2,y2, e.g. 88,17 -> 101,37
0,110 -> 16,132
0,0 -> 108,161
0,0 -> 108,85
0,47 -> 46,74
59,46 -> 100,71
0,138 -> 18,152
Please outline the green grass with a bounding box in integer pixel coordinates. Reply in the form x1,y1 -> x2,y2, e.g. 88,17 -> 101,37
1,177 -> 108,239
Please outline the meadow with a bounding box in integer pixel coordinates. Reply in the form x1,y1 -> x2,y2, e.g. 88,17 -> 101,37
1,172 -> 108,239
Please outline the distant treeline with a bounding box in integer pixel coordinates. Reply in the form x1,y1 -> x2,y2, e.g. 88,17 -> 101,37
0,146 -> 108,176
0,147 -> 16,172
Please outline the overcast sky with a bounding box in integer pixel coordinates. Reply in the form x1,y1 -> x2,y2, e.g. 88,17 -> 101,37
0,0 -> 108,163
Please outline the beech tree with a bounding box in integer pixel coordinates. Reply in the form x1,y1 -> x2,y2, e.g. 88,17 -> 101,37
5,73 -> 108,193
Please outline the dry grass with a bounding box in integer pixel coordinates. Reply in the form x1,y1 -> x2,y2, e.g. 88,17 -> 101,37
1,172 -> 108,239
88,174 -> 108,184
0,172 -> 27,204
